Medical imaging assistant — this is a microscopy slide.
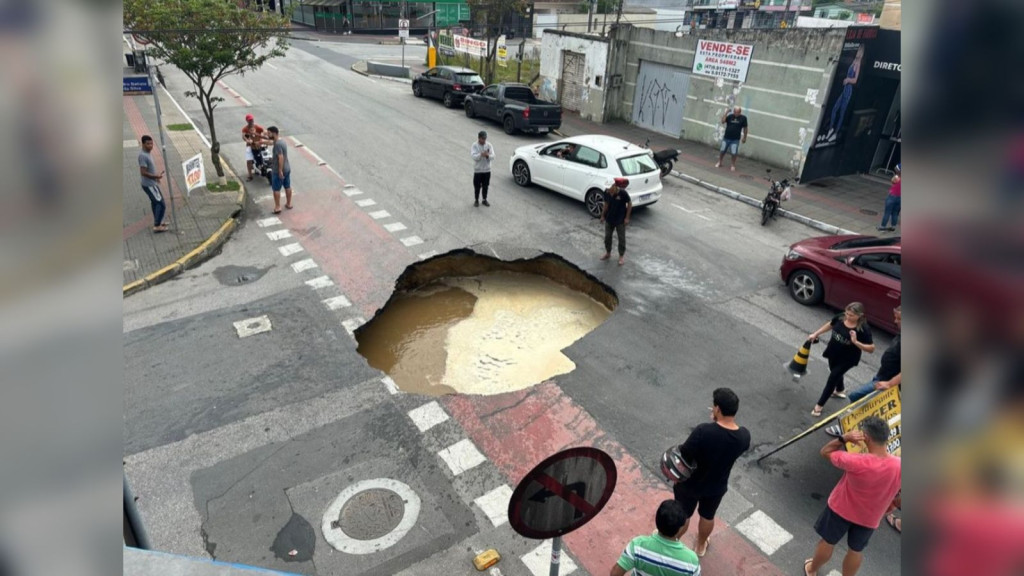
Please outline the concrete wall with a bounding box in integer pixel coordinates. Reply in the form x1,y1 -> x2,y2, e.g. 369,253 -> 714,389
879,0 -> 900,30
367,61 -> 411,79
605,26 -> 847,172
539,31 -> 611,122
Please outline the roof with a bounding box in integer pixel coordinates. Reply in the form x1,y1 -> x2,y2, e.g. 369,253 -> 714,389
562,135 -> 651,158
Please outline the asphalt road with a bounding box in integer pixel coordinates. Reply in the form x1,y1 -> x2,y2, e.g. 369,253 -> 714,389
124,39 -> 899,576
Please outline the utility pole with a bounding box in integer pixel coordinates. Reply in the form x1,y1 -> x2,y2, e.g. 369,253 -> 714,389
614,0 -> 623,28
145,55 -> 178,231
588,0 -> 596,32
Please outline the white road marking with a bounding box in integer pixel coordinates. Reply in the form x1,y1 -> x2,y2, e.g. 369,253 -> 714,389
158,83 -> 212,148
290,137 -> 304,148
341,317 -> 365,336
303,146 -> 327,166
254,194 -> 274,203
368,210 -> 391,220
278,243 -> 304,256
233,315 -> 272,338
355,198 -> 377,207
381,376 -> 400,395
322,295 -> 352,310
672,203 -> 712,221
734,510 -> 793,556
827,571 -> 842,576
400,236 -> 424,247
257,216 -> 282,227
291,259 -> 318,273
266,62 -> 278,70
321,478 -> 421,554
305,276 -> 334,289
344,187 -> 364,197
384,222 -> 407,233
522,541 -> 577,576
407,401 -> 450,433
437,439 -> 487,476
419,250 -> 439,260
473,485 -> 512,527
266,229 -> 292,241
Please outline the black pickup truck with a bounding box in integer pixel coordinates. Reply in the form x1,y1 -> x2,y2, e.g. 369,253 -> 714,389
463,83 -> 562,135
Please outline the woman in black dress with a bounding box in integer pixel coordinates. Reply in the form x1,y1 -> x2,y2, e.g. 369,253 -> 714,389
807,302 -> 875,416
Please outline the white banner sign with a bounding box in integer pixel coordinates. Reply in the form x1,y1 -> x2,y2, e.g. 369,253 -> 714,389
183,153 -> 206,194
452,33 -> 487,57
692,39 -> 754,83
497,35 -> 507,67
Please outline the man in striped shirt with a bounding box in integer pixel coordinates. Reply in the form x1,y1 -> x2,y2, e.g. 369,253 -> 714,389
612,500 -> 701,576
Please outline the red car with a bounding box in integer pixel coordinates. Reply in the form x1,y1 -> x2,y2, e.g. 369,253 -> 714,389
780,235 -> 902,333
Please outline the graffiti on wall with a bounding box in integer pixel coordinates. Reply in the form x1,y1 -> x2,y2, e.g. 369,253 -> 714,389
636,77 -> 679,130
632,61 -> 688,137
539,77 -> 558,103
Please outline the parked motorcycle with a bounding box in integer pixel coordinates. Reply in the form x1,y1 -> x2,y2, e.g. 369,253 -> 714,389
761,169 -> 793,226
639,139 -> 681,178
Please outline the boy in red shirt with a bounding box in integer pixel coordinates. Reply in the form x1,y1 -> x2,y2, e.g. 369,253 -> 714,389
804,416 -> 901,576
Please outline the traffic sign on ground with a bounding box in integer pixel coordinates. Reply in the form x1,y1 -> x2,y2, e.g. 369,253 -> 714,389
508,447 -> 617,539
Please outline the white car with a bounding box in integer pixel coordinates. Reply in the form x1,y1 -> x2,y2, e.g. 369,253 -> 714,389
509,135 -> 663,218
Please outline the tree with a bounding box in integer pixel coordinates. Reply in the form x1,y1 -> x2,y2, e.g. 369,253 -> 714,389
467,0 -> 527,84
124,0 -> 289,182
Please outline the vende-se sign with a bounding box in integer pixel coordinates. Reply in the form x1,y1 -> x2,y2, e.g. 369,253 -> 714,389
692,40 -> 754,83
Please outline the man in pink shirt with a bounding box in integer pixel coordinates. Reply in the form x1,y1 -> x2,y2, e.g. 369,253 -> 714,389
804,416 -> 901,576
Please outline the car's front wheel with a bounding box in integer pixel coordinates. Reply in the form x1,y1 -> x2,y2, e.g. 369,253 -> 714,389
443,91 -> 455,108
465,101 -> 475,118
788,270 -> 824,305
585,188 -> 605,219
512,160 -> 531,186
413,83 -> 423,98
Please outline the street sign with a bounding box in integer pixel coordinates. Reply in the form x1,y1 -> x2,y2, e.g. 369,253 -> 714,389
508,447 -> 617,540
399,19 -> 409,39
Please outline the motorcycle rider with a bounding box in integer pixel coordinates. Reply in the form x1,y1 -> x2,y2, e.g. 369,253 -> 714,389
242,114 -> 268,181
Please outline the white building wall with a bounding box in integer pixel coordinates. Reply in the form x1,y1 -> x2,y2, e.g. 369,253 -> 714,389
539,32 -> 610,121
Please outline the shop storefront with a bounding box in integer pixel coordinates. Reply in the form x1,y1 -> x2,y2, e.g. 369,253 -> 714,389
801,27 -> 900,182
288,0 -> 470,34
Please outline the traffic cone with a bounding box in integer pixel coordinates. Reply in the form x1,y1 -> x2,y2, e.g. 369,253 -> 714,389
786,339 -> 814,380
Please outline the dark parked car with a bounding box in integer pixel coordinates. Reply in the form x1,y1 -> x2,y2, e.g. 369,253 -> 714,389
463,82 -> 561,135
412,66 -> 485,108
779,235 -> 902,333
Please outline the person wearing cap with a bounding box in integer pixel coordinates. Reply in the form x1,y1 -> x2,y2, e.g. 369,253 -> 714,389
877,163 -> 900,232
600,177 -> 632,265
470,130 -> 495,207
672,388 -> 750,559
241,114 -> 266,182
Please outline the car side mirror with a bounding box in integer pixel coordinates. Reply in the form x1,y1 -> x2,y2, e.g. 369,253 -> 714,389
845,256 -> 856,267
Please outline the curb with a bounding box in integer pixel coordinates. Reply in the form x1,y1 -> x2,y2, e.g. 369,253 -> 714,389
671,170 -> 855,236
350,61 -> 413,84
123,161 -> 246,297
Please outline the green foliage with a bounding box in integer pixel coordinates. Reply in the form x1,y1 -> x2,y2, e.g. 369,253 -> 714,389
437,52 -> 539,85
124,0 -> 290,175
577,0 -> 617,15
165,123 -> 193,131
837,10 -> 851,20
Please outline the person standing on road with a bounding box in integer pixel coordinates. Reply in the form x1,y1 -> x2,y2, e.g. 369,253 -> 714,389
847,306 -> 900,403
138,135 -> 168,233
266,126 -> 292,214
470,130 -> 494,207
241,113 -> 266,182
716,106 -> 748,171
672,388 -> 751,558
600,177 -> 632,265
611,500 -> 702,576
877,163 -> 901,232
803,416 -> 901,576
807,302 -> 875,417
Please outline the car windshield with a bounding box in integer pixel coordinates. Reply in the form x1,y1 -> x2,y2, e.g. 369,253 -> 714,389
455,73 -> 483,84
617,153 -> 658,176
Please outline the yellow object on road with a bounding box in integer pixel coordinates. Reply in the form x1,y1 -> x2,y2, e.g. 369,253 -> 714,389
473,549 -> 500,571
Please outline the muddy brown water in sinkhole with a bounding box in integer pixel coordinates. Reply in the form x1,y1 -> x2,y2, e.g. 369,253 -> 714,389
356,270 -> 615,396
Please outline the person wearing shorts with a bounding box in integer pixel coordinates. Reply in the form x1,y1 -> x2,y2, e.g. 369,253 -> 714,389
716,106 -> 748,171
266,126 -> 292,214
672,388 -> 751,558
804,416 -> 901,576
241,113 -> 266,181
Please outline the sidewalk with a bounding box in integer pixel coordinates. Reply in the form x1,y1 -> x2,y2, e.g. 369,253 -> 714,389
123,82 -> 245,295
555,112 -> 893,237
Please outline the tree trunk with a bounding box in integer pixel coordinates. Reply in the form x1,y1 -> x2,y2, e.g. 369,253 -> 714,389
200,89 -> 228,184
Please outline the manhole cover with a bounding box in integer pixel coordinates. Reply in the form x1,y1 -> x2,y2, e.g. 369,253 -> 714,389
859,208 -> 879,216
334,488 -> 405,540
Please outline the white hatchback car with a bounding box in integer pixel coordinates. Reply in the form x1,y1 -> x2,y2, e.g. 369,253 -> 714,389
509,135 -> 663,218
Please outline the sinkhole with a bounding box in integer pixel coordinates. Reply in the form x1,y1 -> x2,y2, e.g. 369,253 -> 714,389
354,248 -> 619,396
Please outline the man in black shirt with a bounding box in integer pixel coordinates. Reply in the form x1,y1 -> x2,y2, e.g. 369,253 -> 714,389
673,388 -> 752,558
716,106 -> 749,172
848,306 -> 901,402
600,177 -> 632,266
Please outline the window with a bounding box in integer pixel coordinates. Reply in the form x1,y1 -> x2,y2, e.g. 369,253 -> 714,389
482,86 -> 498,98
854,253 -> 902,280
425,68 -> 439,77
454,73 -> 483,84
574,146 -> 602,167
439,69 -> 453,81
617,153 -> 658,176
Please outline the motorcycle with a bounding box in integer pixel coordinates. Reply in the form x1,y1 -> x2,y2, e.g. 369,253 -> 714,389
640,139 -> 682,178
251,142 -> 274,186
761,169 -> 793,226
